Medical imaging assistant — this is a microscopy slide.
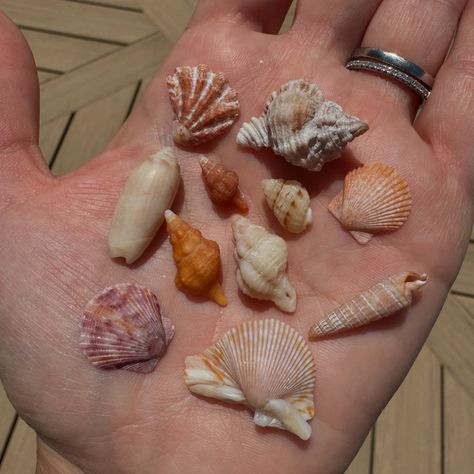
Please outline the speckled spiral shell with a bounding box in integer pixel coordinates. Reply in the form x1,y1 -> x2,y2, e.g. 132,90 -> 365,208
309,272 -> 427,338
237,80 -> 368,171
80,283 -> 175,372
167,64 -> 240,146
199,156 -> 248,213
231,215 -> 296,312
329,163 -> 412,244
262,179 -> 312,233
184,318 -> 316,440
165,210 -> 227,306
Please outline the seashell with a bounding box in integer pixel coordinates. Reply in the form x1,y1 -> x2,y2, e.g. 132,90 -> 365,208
108,147 -> 181,264
231,215 -> 296,312
262,178 -> 312,233
237,79 -> 368,171
80,283 -> 175,372
165,210 -> 227,306
166,64 -> 240,146
328,162 -> 412,244
199,156 -> 248,213
308,272 -> 428,338
184,318 -> 316,440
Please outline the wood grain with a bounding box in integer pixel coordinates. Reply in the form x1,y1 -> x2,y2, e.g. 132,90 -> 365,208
0,419 -> 36,474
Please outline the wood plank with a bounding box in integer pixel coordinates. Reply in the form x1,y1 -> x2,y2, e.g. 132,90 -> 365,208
372,346 -> 441,474
280,0 -> 297,34
346,431 -> 372,474
452,243 -> 474,295
0,418 -> 36,474
0,385 -> 16,455
37,70 -> 59,84
39,115 -> 72,165
456,294 -> 474,318
471,223 -> 474,241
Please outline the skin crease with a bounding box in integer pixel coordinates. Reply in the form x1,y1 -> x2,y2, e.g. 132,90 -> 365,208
0,0 -> 473,472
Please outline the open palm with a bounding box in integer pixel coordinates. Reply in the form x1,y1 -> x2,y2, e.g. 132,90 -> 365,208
1,1 -> 473,472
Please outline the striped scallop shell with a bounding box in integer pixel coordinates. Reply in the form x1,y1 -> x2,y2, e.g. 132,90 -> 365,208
167,64 -> 240,146
80,283 -> 175,373
184,319 -> 316,440
329,163 -> 412,244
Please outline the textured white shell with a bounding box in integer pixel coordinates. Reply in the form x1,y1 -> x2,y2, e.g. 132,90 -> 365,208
231,215 -> 297,312
237,80 -> 368,171
262,179 -> 312,233
108,147 -> 181,264
184,319 -> 316,440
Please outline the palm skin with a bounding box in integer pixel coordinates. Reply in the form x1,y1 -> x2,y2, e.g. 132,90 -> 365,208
0,2 -> 473,473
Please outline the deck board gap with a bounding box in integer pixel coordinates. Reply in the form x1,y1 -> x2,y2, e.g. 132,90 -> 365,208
48,114 -> 76,170
124,81 -> 143,120
0,414 -> 18,466
440,366 -> 445,474
64,0 -> 142,13
449,290 -> 474,300
37,66 -> 63,75
369,425 -> 376,474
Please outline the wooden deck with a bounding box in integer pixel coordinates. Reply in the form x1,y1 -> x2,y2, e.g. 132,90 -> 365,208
0,1 -> 473,472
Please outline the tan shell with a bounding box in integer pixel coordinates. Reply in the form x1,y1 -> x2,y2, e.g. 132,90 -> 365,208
329,162 -> 412,244
184,318 -> 316,440
262,179 -> 312,233
167,64 -> 240,146
309,272 -> 427,338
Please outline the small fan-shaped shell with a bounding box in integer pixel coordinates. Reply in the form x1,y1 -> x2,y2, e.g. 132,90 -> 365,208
167,64 -> 240,146
328,162 -> 412,244
262,179 -> 312,233
199,156 -> 248,213
184,318 -> 316,440
309,272 -> 427,338
80,283 -> 175,372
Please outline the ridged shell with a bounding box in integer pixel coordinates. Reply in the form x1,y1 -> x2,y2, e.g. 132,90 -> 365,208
309,272 -> 427,338
80,283 -> 175,372
231,215 -> 296,312
262,179 -> 312,233
237,80 -> 368,171
184,319 -> 316,440
167,64 -> 240,146
328,163 -> 412,244
199,156 -> 248,213
165,210 -> 227,306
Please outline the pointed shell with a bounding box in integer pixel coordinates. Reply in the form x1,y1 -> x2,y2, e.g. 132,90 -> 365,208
80,283 -> 175,372
184,318 -> 316,440
328,162 -> 412,244
167,64 -> 240,146
231,215 -> 296,312
309,272 -> 428,338
262,179 -> 312,233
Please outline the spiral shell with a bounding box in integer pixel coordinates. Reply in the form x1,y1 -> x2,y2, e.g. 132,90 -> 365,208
184,319 -> 316,440
80,283 -> 175,372
167,64 -> 240,146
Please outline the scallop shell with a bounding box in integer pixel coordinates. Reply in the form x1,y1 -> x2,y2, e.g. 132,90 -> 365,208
165,210 -> 227,306
199,156 -> 248,213
80,283 -> 175,372
166,64 -> 240,146
328,162 -> 412,244
309,272 -> 427,338
262,179 -> 312,233
184,319 -> 316,440
231,215 -> 296,312
237,80 -> 368,171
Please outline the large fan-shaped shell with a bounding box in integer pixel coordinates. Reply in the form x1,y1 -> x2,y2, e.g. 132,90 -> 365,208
184,319 -> 316,440
80,283 -> 175,373
167,64 -> 240,146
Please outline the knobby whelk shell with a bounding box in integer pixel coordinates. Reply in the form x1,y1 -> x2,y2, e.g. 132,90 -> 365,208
165,210 -> 227,306
80,283 -> 175,373
167,64 -> 240,146
231,215 -> 296,312
262,178 -> 312,233
308,272 -> 428,338
184,319 -> 316,440
108,147 -> 181,264
237,79 -> 368,171
328,162 -> 412,244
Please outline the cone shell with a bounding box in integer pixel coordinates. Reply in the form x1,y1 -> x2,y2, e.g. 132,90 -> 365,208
184,319 -> 316,440
165,210 -> 227,306
167,64 -> 240,146
309,272 -> 427,338
262,179 -> 312,233
80,283 -> 175,372
237,80 -> 368,171
328,163 -> 412,244
199,156 -> 248,213
231,215 -> 296,312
